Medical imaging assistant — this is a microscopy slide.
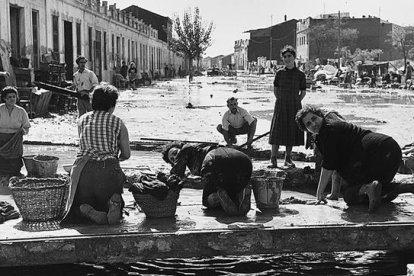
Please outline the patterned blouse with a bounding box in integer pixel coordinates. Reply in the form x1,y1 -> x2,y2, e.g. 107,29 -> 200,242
77,110 -> 122,160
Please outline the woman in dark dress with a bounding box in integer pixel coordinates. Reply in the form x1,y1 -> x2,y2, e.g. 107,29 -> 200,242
269,45 -> 306,168
296,105 -> 414,212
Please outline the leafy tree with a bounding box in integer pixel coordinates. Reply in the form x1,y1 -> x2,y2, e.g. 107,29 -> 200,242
308,19 -> 358,62
172,7 -> 214,72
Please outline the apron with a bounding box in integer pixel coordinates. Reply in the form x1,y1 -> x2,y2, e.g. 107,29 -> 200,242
62,155 -> 90,221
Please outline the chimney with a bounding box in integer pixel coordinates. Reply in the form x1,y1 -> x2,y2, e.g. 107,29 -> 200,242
284,15 -> 287,21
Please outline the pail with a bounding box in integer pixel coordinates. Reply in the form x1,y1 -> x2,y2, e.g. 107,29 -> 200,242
251,177 -> 283,211
22,155 -> 37,176
33,155 -> 59,178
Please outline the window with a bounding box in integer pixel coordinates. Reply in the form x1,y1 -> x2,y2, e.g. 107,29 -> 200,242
116,36 -> 120,66
103,32 -> 107,70
111,34 -> 115,66
128,39 -> 130,62
122,37 -> 125,60
76,23 -> 81,56
88,27 -> 93,61
52,15 -> 59,53
32,10 -> 39,68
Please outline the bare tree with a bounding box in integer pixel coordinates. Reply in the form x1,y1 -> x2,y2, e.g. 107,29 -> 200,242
172,7 -> 214,73
391,26 -> 414,71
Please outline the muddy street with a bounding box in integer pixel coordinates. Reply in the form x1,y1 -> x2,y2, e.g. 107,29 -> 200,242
27,74 -> 414,152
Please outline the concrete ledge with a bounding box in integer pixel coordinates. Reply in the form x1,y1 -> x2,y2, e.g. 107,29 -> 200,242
1,222 -> 414,267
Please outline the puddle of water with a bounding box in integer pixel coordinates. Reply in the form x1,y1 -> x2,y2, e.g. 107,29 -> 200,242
0,251 -> 410,275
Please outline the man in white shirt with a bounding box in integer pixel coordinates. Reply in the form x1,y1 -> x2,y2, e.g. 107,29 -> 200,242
217,97 -> 257,148
73,56 -> 98,116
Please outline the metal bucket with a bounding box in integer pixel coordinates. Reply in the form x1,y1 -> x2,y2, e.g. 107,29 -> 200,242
22,155 -> 37,176
251,176 -> 283,211
33,155 -> 59,178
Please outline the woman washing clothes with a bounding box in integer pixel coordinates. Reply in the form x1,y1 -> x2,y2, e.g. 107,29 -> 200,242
295,105 -> 414,212
64,84 -> 131,225
0,86 -> 30,177
161,142 -> 252,216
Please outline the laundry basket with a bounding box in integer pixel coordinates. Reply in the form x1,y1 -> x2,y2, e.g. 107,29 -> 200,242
9,177 -> 69,222
133,191 -> 179,218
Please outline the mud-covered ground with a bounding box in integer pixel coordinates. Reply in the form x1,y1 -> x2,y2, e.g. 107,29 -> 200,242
27,73 -> 414,152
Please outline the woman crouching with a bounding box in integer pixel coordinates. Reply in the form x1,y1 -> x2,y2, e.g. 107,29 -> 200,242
295,105 -> 414,212
162,143 -> 252,216
64,84 -> 131,224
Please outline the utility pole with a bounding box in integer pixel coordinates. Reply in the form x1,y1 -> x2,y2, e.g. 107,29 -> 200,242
337,10 -> 341,67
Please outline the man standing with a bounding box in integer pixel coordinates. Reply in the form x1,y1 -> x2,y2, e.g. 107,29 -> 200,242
73,56 -> 98,116
268,45 -> 306,168
217,97 -> 257,148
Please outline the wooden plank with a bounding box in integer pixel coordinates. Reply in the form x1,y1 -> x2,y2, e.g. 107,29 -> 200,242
34,81 -> 81,99
141,137 -> 219,145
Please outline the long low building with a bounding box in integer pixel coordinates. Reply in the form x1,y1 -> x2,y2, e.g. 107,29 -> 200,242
0,0 -> 184,83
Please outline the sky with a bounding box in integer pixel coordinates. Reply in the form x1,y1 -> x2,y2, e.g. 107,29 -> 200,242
106,0 -> 414,57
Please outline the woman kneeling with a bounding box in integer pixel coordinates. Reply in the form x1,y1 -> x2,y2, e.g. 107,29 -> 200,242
296,105 -> 414,212
65,84 -> 131,224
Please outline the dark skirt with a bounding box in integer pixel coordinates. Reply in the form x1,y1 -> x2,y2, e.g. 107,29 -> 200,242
0,132 -> 23,176
69,158 -> 126,218
269,97 -> 304,146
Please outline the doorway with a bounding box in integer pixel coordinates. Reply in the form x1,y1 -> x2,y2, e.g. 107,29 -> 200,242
64,21 -> 73,80
10,6 -> 23,63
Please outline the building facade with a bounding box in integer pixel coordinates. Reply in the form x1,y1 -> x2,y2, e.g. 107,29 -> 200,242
234,39 -> 248,70
0,0 -> 184,83
296,13 -> 403,63
246,19 -> 298,65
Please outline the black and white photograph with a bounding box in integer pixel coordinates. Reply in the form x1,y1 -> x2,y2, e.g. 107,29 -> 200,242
1,0 -> 414,275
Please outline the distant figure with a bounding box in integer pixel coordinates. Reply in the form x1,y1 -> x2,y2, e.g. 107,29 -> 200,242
405,62 -> 413,89
217,97 -> 257,148
268,45 -> 306,168
189,68 -> 194,83
120,61 -> 128,79
178,65 -> 182,78
128,62 -> 138,90
73,56 -> 99,116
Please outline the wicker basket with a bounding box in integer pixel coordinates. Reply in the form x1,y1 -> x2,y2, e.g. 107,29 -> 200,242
9,177 -> 69,222
133,191 -> 179,218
